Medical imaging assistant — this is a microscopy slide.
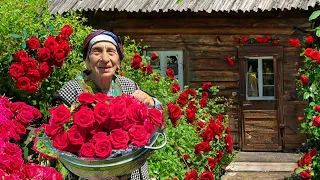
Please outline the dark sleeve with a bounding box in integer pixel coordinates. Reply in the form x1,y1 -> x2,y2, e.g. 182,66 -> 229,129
52,80 -> 83,107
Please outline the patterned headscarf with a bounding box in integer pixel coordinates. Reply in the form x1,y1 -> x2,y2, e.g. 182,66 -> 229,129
82,29 -> 124,61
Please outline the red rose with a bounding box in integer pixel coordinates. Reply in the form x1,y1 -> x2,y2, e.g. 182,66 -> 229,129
39,62 -> 52,79
314,106 -> 320,113
67,125 -> 85,146
91,132 -> 109,144
55,34 -> 67,44
312,116 -> 320,127
202,82 -> 212,91
147,108 -> 163,126
78,92 -> 95,104
300,76 -> 308,86
202,92 -> 209,99
26,69 -> 41,82
200,171 -> 214,180
131,54 -> 142,69
93,102 -> 110,124
95,139 -> 112,159
9,63 -> 24,79
44,123 -> 63,138
178,91 -> 188,107
217,150 -> 224,161
272,39 -> 279,44
17,109 -> 34,124
166,68 -> 175,80
195,141 -> 211,155
44,36 -> 58,52
95,92 -> 113,102
0,108 -> 14,119
305,48 -> 313,57
289,39 -> 300,47
300,171 -> 312,179
186,108 -> 196,123
199,98 -> 207,107
171,84 -> 180,93
128,125 -> 149,147
197,121 -> 205,128
262,37 -> 268,43
15,76 -> 31,91
26,82 -> 39,93
310,50 -> 319,60
21,57 -> 38,71
187,89 -> 196,98
310,148 -> 317,157
4,143 -> 22,157
14,50 -> 28,62
127,103 -> 148,125
201,127 -> 213,142
13,121 -> 26,135
256,37 -> 263,43
53,131 -> 69,150
241,36 -> 248,42
61,24 -> 73,37
150,53 -> 158,62
227,56 -> 235,66
208,158 -> 218,169
266,35 -> 272,40
225,134 -> 233,154
146,65 -> 153,75
110,103 -> 128,122
51,104 -> 70,125
109,129 -> 129,149
154,74 -> 161,82
167,103 -> 182,127
37,48 -> 51,61
26,36 -> 40,50
183,154 -> 190,159
73,109 -> 95,128
79,142 -> 95,158
53,47 -> 66,62
59,42 -> 71,57
234,37 -> 240,43
306,36 -> 314,44
184,169 -> 198,180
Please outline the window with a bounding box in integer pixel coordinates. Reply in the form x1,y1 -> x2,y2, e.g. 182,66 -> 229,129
144,50 -> 184,90
246,57 -> 275,100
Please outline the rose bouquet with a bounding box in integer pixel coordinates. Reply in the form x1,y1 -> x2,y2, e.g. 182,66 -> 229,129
9,25 -> 73,93
35,92 -> 164,160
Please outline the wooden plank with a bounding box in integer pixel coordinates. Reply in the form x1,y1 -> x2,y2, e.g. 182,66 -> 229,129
285,134 -> 306,144
189,70 -> 239,81
189,50 -> 237,59
238,46 -> 284,58
114,27 -> 295,35
284,143 -> 304,150
189,58 -> 238,70
243,145 -> 282,151
189,81 -> 239,90
243,110 -> 277,118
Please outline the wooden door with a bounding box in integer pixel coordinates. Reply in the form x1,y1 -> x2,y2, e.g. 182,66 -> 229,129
238,46 -> 283,151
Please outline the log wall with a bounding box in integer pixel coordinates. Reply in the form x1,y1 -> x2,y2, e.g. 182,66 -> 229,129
84,9 -> 310,150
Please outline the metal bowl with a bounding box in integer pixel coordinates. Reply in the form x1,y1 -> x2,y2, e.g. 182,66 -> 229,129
41,131 -> 167,179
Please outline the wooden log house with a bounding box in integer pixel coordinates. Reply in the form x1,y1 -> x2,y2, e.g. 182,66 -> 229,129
49,0 -> 319,151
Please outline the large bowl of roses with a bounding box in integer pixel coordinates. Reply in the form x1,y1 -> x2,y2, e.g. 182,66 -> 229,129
35,92 -> 166,179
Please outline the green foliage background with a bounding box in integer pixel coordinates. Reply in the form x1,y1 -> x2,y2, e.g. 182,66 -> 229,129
0,0 -> 92,121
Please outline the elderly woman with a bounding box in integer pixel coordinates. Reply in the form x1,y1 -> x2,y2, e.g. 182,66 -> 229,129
53,30 -> 162,180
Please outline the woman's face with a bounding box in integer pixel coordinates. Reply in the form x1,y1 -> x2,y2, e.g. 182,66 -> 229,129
87,41 -> 120,79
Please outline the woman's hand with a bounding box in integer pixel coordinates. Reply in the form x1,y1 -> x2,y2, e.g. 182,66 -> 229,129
132,90 -> 154,108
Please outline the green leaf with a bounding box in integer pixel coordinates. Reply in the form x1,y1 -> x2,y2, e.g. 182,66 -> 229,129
22,146 -> 28,162
23,29 -> 28,39
304,92 -> 310,100
22,42 -> 26,49
309,10 -> 320,21
316,29 -> 320,37
10,33 -> 21,38
47,25 -> 54,31
310,84 -> 316,92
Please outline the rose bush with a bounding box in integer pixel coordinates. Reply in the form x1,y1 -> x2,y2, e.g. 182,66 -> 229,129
120,38 -> 235,179
292,10 -> 320,180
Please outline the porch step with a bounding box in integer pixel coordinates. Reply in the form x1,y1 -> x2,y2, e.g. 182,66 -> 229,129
235,152 -> 301,163
221,172 -> 293,180
226,162 -> 296,172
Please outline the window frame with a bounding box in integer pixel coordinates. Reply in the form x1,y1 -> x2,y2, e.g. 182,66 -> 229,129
144,50 -> 184,90
246,56 -> 275,100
